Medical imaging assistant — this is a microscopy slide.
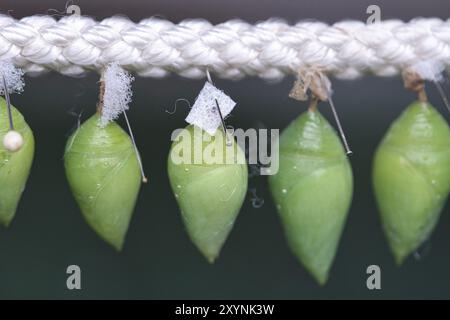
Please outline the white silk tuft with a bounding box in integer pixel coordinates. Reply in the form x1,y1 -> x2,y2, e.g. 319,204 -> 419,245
0,59 -> 24,95
100,63 -> 134,127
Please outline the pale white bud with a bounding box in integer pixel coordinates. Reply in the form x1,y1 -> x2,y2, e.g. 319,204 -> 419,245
3,130 -> 23,152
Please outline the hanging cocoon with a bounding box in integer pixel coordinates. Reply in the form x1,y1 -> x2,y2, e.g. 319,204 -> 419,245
269,108 -> 353,284
373,101 -> 450,264
64,64 -> 141,250
168,125 -> 248,263
0,97 -> 34,226
64,114 -> 141,250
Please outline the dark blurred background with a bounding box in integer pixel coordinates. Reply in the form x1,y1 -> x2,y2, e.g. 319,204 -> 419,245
0,0 -> 450,299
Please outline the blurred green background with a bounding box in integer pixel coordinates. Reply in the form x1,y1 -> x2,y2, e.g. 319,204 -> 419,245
1,0 -> 450,299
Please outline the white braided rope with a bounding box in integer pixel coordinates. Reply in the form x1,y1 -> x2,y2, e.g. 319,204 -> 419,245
1,14 -> 450,80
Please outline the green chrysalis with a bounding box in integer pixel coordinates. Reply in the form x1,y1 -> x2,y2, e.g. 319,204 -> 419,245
269,108 -> 353,285
0,97 -> 34,226
64,114 -> 141,250
373,101 -> 450,265
167,125 -> 248,263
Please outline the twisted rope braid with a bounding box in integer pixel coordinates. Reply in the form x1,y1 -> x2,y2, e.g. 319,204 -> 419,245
0,14 -> 449,80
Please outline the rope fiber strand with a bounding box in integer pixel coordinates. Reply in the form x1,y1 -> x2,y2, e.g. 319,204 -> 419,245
0,14 -> 449,80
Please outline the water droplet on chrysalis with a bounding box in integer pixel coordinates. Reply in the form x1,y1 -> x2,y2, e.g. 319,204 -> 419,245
413,239 -> 432,261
